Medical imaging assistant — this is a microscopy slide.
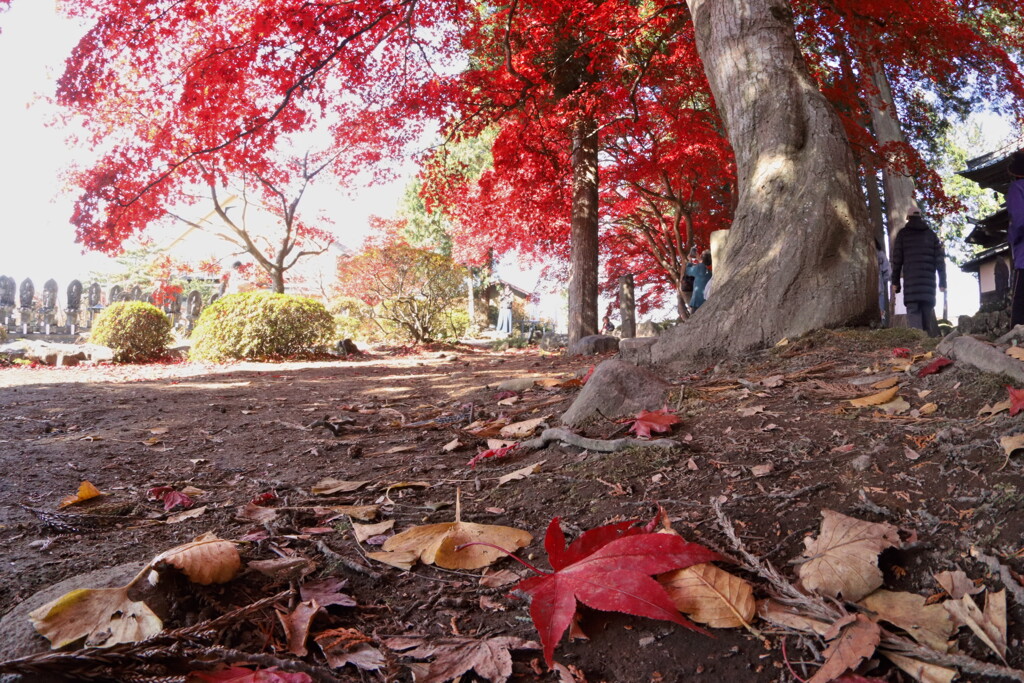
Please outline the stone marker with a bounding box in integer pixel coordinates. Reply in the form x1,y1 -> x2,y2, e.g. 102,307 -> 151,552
561,358 -> 672,427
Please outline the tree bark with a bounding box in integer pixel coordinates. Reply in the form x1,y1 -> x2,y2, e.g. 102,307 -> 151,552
568,116 -> 600,346
865,57 -> 917,241
633,0 -> 874,368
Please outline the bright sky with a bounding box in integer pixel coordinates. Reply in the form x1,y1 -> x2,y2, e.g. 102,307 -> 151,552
0,2 -> 1004,320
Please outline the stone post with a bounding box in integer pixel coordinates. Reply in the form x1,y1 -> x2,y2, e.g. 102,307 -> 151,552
618,275 -> 636,338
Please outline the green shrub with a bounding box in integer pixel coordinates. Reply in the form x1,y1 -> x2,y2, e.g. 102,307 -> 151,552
90,301 -> 173,363
189,291 -> 334,362
330,296 -> 382,343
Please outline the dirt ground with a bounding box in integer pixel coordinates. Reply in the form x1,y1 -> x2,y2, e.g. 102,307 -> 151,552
2,328 -> 1024,682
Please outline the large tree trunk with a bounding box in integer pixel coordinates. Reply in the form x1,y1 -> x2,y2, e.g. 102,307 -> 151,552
568,116 -> 599,346
865,57 -> 917,241
629,0 -> 874,368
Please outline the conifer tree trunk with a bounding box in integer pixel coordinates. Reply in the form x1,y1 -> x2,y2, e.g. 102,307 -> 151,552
626,0 -> 875,367
568,116 -> 599,345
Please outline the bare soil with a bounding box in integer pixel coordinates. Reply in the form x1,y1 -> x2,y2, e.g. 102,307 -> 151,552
1,328 -> 1024,682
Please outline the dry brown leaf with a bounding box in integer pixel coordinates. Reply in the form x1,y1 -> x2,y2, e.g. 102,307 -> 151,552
944,592 -> 1007,660
365,549 -> 418,570
277,599 -> 320,656
750,463 -> 774,477
29,584 -> 162,649
487,438 -> 518,450
756,600 -> 831,636
882,651 -> 957,683
152,532 -> 240,585
166,505 -> 207,524
918,402 -> 938,416
979,400 -> 1011,417
999,434 -> 1024,457
58,481 -> 104,508
236,503 -> 278,523
659,563 -> 756,628
499,416 -> 548,438
849,385 -> 900,407
479,569 -> 522,588
858,589 -> 954,651
497,461 -> 545,486
934,569 -> 983,599
465,419 -> 511,438
870,376 -> 900,390
798,509 -> 900,601
315,627 -> 384,671
249,557 -> 316,580
318,504 -> 379,521
383,635 -> 539,683
497,396 -> 519,406
808,614 -> 881,683
878,396 -> 911,415
738,405 -> 765,417
311,478 -> 369,495
382,519 -> 532,570
442,438 -> 462,452
352,519 -> 395,543
1006,346 -> 1024,361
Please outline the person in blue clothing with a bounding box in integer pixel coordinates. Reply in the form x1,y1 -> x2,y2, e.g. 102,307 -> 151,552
686,250 -> 712,311
1008,152 -> 1024,328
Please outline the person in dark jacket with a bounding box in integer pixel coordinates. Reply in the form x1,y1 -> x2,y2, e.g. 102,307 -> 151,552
891,203 -> 946,337
1008,152 -> 1024,327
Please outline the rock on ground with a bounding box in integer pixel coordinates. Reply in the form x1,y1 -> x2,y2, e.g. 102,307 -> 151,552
560,359 -> 671,427
567,334 -> 619,356
936,332 -> 1024,384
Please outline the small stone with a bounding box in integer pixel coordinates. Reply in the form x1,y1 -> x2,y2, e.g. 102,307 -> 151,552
850,454 -> 872,472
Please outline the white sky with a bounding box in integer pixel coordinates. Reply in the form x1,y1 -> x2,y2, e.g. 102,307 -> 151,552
0,2 -> 1002,320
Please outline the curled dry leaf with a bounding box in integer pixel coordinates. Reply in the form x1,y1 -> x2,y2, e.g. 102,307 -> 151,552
497,461 -> 545,486
384,635 -> 539,683
499,416 -> 548,438
881,651 -> 956,683
848,386 -> 899,407
857,589 -> 954,652
659,563 -> 756,629
352,519 -> 395,543
153,532 -> 240,585
381,518 -> 532,570
311,479 -> 368,495
59,481 -> 104,508
166,505 -> 207,524
999,434 -> 1024,458
315,627 -> 384,671
808,614 -> 881,683
300,578 -> 357,608
798,510 -> 900,602
933,569 -> 983,599
944,591 -> 1007,660
756,599 -> 830,636
29,584 -> 162,649
870,376 -> 899,390
277,599 -> 320,657
365,550 -> 418,570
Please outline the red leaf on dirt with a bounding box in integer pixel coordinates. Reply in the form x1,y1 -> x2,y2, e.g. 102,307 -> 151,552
625,407 -> 681,439
1009,386 -> 1024,417
467,444 -> 518,469
187,666 -> 312,682
916,356 -> 952,377
161,490 -> 194,512
250,491 -> 278,506
514,518 -> 721,666
892,347 -> 911,358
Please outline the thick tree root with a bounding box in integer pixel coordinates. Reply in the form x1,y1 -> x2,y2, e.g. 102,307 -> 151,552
520,427 -> 681,452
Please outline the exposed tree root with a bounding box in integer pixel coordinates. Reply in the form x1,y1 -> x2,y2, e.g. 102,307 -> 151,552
520,427 -> 681,453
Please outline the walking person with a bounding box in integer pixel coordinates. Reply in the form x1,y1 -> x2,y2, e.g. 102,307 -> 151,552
891,203 -> 946,337
685,250 -> 713,311
1008,152 -> 1024,328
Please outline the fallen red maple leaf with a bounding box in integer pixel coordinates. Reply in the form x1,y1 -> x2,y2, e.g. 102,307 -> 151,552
892,347 -> 911,358
467,444 -> 518,468
625,406 -> 682,438
513,518 -> 720,666
1008,386 -> 1024,417
916,356 -> 952,377
147,486 -> 194,512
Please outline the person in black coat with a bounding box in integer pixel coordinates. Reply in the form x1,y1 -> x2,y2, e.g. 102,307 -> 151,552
891,203 -> 946,337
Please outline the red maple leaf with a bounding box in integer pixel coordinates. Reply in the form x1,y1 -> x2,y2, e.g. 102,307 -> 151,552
467,444 -> 518,468
513,518 -> 720,666
147,486 -> 194,512
892,347 -> 911,358
1008,386 -> 1024,417
625,407 -> 682,438
916,356 -> 952,378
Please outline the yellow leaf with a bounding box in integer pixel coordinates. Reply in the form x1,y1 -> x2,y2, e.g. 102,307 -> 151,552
311,478 -> 369,495
1000,434 -> 1024,457
882,651 -> 956,683
1006,346 -> 1024,361
499,416 -> 548,438
352,519 -> 395,543
849,386 -> 900,407
152,532 -> 240,585
29,585 -> 162,649
366,550 -> 418,570
980,400 -> 1011,417
498,461 -> 545,486
442,438 -> 462,452
918,403 -> 938,416
870,376 -> 900,390
166,506 -> 207,524
58,481 -> 104,508
659,563 -> 755,629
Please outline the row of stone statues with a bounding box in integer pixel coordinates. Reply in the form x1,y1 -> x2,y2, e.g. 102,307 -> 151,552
0,276 -> 217,336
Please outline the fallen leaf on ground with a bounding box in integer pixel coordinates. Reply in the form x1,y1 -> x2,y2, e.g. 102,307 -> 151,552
1009,386 -> 1024,416
750,463 -> 774,477
757,600 -> 830,636
904,445 -> 921,461
167,506 -> 207,524
798,510 -> 900,602
808,614 -> 881,683
249,557 -> 316,580
498,461 -> 545,486
277,599 -> 320,656
881,651 -> 956,683
738,405 -> 765,417
468,444 -> 519,468
870,376 -> 899,390
944,591 -> 1007,660
153,532 -> 241,585
499,416 -> 548,438
858,589 -> 954,651
934,569 -> 983,599
59,481 -> 104,508
625,406 -> 682,439
659,563 -> 756,629
188,666 -> 312,682
317,504 -> 379,521
442,438 -> 462,452
515,517 -> 720,665
877,396 -> 911,415
385,635 -> 539,683
979,400 -> 1011,417
848,386 -> 899,408
300,578 -> 357,608
380,497 -> 532,570
479,569 -> 522,588
918,403 -> 938,415
315,628 -> 384,671
917,357 -> 952,377
464,418 -> 511,438
311,479 -> 369,495
999,434 -> 1024,458
365,550 -> 418,570
352,519 -> 395,543
29,584 -> 162,649
487,438 -> 518,449
1006,346 -> 1024,361
236,503 -> 278,523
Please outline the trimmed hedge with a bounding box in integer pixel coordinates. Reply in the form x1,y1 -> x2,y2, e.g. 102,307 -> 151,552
90,301 -> 173,363
189,291 -> 334,362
